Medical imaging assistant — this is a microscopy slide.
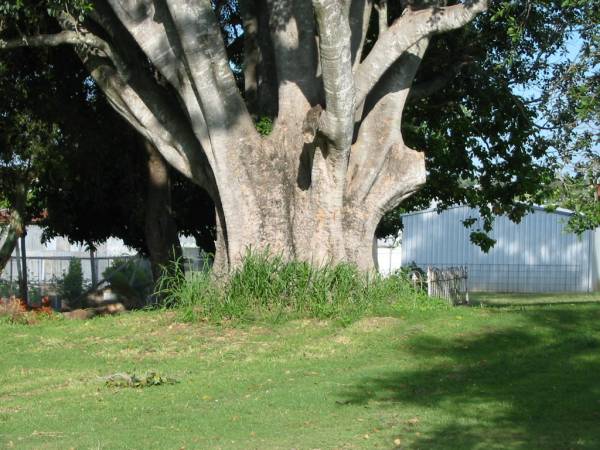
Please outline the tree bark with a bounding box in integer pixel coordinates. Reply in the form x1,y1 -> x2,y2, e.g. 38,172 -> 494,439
1,0 -> 488,273
0,182 -> 26,275
0,211 -> 21,273
143,140 -> 183,282
90,249 -> 98,287
205,127 -> 425,271
19,234 -> 28,304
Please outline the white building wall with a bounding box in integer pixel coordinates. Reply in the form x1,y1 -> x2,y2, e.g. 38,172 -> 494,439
377,245 -> 402,275
2,226 -> 206,284
401,205 -> 597,293
1,225 -> 139,284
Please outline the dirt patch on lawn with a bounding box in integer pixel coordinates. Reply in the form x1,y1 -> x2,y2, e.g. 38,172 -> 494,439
351,317 -> 403,332
333,335 -> 352,345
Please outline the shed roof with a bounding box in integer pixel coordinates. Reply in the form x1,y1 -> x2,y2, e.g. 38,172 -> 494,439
400,203 -> 575,218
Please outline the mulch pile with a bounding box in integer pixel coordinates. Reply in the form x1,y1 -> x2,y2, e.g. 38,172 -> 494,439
0,293 -> 126,322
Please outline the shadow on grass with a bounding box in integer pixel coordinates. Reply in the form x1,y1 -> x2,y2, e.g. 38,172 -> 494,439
338,307 -> 600,449
469,292 -> 600,308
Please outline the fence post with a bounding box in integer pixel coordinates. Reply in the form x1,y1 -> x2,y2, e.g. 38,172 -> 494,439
425,266 -> 469,305
90,249 -> 98,287
465,266 -> 470,303
9,256 -> 13,294
427,267 -> 432,297
19,234 -> 28,304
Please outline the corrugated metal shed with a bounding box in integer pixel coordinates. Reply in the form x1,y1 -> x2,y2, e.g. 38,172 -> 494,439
401,205 -> 599,293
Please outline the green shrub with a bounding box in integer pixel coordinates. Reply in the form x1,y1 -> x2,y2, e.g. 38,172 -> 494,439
103,258 -> 153,307
157,251 -> 447,324
28,285 -> 42,305
0,279 -> 15,298
255,117 -> 273,136
59,258 -> 84,309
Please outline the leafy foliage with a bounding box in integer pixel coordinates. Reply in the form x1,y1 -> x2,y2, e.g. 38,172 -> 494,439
546,169 -> 600,234
255,116 -> 273,136
59,258 -> 84,308
0,0 -> 92,25
0,0 -> 597,253
377,0 -> 599,243
0,45 -> 66,226
102,258 -> 153,307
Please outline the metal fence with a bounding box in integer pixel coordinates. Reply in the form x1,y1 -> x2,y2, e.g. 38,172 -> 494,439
0,252 -> 211,298
410,263 -> 586,293
0,255 -> 138,297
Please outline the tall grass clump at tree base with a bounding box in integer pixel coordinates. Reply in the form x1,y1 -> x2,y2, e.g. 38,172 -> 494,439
156,252 -> 446,324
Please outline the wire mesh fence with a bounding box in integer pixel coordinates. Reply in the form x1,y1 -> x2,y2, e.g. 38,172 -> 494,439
0,252 -> 211,299
411,263 -> 586,293
2,255 -> 586,299
0,255 -> 139,297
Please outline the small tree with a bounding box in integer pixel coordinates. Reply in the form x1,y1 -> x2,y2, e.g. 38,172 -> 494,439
59,258 -> 84,309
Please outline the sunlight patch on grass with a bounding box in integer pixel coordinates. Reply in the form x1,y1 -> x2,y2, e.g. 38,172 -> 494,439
2,301 -> 600,449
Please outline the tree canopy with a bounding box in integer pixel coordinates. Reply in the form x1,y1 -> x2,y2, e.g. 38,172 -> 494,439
377,0 -> 599,246
0,0 -> 597,269
0,41 -> 215,266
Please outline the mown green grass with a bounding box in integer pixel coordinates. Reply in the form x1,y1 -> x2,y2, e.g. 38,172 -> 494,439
2,298 -> 600,449
470,291 -> 600,306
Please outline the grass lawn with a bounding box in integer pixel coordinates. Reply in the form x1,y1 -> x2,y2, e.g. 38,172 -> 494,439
2,299 -> 600,449
470,292 -> 600,306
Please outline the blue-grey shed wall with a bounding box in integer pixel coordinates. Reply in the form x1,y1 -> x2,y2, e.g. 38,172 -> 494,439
401,205 -> 598,293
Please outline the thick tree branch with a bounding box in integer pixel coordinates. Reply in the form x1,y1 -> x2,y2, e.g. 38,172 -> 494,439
354,0 -> 487,107
89,57 -> 195,179
349,0 -> 373,72
37,11 -> 217,194
53,10 -> 218,200
105,0 -> 256,160
348,38 -> 428,202
241,0 -> 278,118
165,0 -> 255,135
0,21 -> 204,183
266,0 -> 319,127
369,143 -> 426,213
312,0 -> 355,150
407,60 -> 469,102
374,0 -> 388,33
87,4 -> 215,165
0,26 -> 131,79
1,29 -> 106,53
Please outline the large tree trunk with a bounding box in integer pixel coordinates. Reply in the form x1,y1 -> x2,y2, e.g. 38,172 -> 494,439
2,0 -> 488,273
18,234 -> 28,304
143,140 -> 183,281
209,129 -> 425,271
0,182 -> 26,274
0,212 -> 21,273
